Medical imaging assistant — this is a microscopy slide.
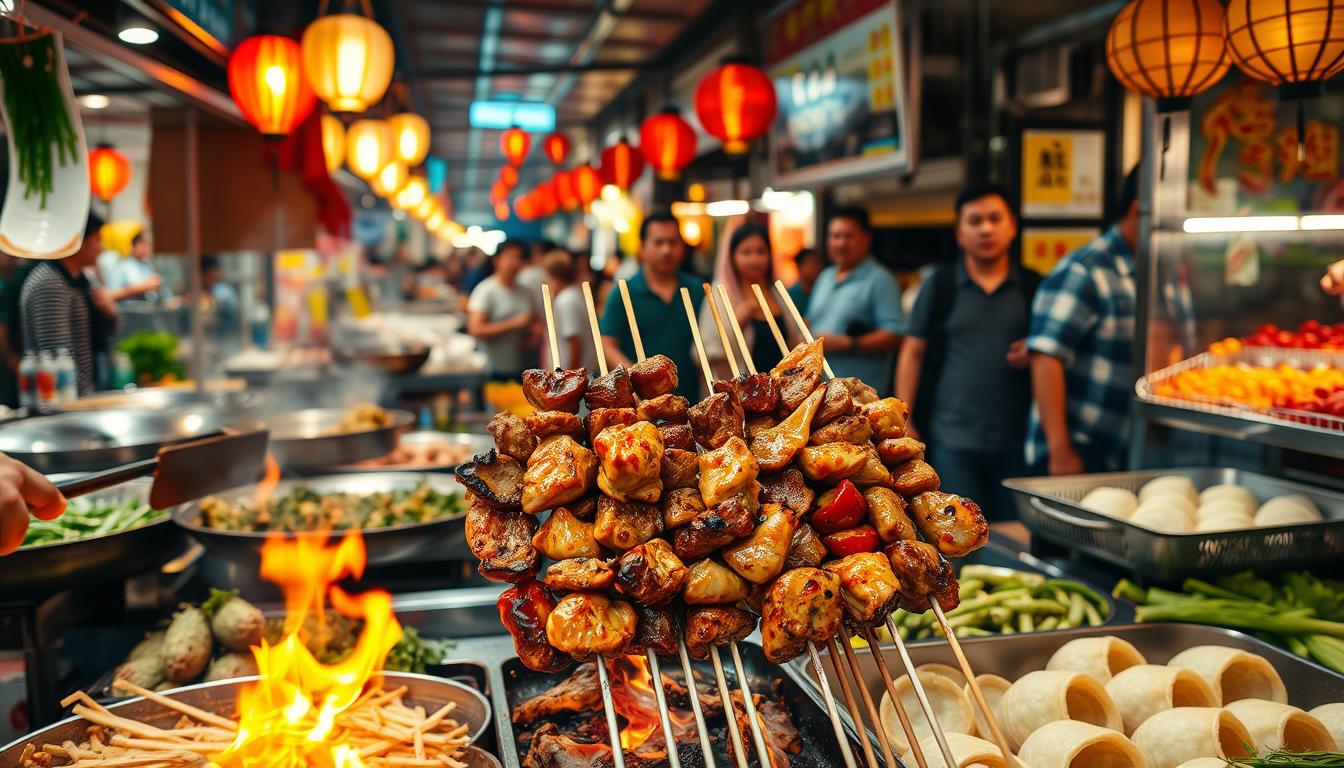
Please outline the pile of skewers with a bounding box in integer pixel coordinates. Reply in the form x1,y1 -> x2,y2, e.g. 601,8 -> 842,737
457,277 -> 1019,768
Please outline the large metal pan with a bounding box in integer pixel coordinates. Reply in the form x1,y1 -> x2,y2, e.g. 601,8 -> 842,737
0,671 -> 491,760
0,478 -> 188,599
0,407 -> 250,474
265,407 -> 415,470
333,343 -> 432,375
55,387 -> 263,414
327,431 -> 494,474
173,472 -> 468,567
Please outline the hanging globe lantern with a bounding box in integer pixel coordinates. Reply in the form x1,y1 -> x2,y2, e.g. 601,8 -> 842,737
543,132 -> 570,165
573,164 -> 602,208
534,179 -> 558,217
499,165 -> 519,189
694,58 -> 777,154
514,193 -> 539,222
301,13 -> 395,112
501,127 -> 531,166
346,119 -> 391,179
490,180 -> 510,204
387,112 -> 430,166
88,145 -> 132,202
395,176 -> 429,210
1225,0 -> 1344,94
553,170 -> 578,211
640,107 -> 698,180
494,200 -> 511,221
320,114 -> 345,173
425,209 -> 446,232
599,138 -> 645,191
413,195 -> 439,221
371,160 -> 408,197
1105,0 -> 1231,111
227,35 -> 316,138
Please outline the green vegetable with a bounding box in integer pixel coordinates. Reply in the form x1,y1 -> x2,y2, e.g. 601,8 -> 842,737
115,331 -> 184,385
163,606 -> 213,684
1231,748 -> 1344,766
204,589 -> 264,652
21,496 -> 165,548
383,627 -> 454,674
0,33 -> 79,208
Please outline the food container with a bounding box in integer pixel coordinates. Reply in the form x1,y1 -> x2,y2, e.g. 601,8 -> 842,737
1004,467 -> 1344,581
328,431 -> 494,473
332,343 -> 432,375
264,407 -> 415,470
0,407 -> 247,473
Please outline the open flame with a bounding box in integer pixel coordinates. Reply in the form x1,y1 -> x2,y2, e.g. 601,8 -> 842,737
254,453 -> 281,510
210,530 -> 403,768
608,656 -> 695,751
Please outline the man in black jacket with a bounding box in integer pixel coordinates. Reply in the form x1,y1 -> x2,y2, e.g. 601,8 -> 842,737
895,183 -> 1038,521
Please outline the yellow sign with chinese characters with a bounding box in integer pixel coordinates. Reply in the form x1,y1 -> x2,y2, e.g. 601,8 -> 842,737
1022,227 -> 1100,276
1021,129 -> 1105,219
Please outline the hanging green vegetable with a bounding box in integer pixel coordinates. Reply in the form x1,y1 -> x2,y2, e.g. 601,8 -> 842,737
0,32 -> 80,208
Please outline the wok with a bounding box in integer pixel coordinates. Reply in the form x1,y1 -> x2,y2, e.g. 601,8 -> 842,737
55,387 -> 262,414
333,343 -> 432,375
327,430 -> 494,473
265,407 -> 414,470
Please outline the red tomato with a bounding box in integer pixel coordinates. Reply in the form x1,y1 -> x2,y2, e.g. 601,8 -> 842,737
811,480 -> 867,533
822,526 -> 879,557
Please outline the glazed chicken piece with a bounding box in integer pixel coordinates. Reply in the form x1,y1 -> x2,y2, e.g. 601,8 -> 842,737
885,539 -> 960,612
797,443 -> 869,483
759,468 -> 814,516
593,420 -> 664,504
698,436 -> 759,508
456,450 -> 525,510
722,503 -> 798,585
636,393 -> 689,424
785,523 -> 828,569
864,486 -> 919,544
525,410 -> 584,441
629,606 -> 680,658
890,459 -> 941,497
657,423 -> 696,451
824,552 -> 902,628
522,436 -> 598,514
673,495 -> 756,561
487,412 -> 536,463
498,579 -> 570,673
687,392 -> 745,451
545,593 -> 638,660
661,486 -> 706,529
771,340 -> 825,413
543,557 -> 616,592
521,368 -> 588,414
713,372 -> 780,415
585,366 -> 635,410
760,567 -> 843,664
629,354 -> 678,399
682,559 -> 749,605
877,437 -> 926,465
851,445 -> 893,487
814,378 -> 858,426
910,490 -> 989,557
862,397 -> 910,441
835,376 -> 879,405
532,507 -> 601,560
593,496 -> 663,552
809,414 -> 873,446
660,448 -> 699,490
584,407 -> 638,445
466,495 -> 540,582
615,538 -> 688,606
567,496 -> 597,521
685,607 -> 756,661
746,415 -> 777,441
751,387 -> 825,472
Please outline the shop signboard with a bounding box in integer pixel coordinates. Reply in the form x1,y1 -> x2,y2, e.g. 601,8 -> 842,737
1020,129 -> 1105,219
765,0 -> 913,187
163,0 -> 234,47
1021,227 -> 1100,276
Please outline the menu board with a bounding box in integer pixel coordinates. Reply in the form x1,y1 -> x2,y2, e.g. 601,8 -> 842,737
1020,129 -> 1105,219
765,0 -> 913,187
1021,227 -> 1101,276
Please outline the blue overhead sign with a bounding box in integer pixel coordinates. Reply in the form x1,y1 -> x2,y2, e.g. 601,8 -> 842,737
469,101 -> 555,133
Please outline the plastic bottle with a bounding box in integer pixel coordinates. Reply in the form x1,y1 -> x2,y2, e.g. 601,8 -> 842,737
55,348 -> 77,402
35,352 -> 56,412
17,352 -> 36,410
111,351 -> 134,390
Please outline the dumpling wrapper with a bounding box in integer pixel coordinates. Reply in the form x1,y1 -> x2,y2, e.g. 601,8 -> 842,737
1309,703 -> 1344,749
1195,499 -> 1254,522
1167,646 -> 1286,705
917,662 -> 968,689
1198,484 -> 1257,509
880,670 -> 977,753
1128,504 -> 1193,534
901,732 -> 1015,768
1018,720 -> 1149,768
1194,513 -> 1254,533
1224,699 -> 1337,753
967,674 -> 1012,740
999,670 -> 1123,751
1046,636 -> 1147,684
1105,664 -> 1219,735
1130,707 -> 1254,768
1135,495 -> 1196,524
1139,476 -> 1197,504
1080,487 -> 1139,520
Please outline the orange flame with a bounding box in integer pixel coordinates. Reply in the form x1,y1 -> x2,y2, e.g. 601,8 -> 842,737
254,453 -> 281,510
210,530 -> 402,768
609,655 -> 694,751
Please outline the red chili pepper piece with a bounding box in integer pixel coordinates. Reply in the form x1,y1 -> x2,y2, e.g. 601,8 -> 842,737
811,480 -> 867,534
822,525 -> 879,557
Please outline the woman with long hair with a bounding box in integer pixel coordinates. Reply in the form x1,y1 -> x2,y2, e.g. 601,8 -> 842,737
698,221 -> 786,382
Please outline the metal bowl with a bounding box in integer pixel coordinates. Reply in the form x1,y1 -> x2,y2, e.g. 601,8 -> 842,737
329,431 -> 494,473
0,671 -> 491,759
265,407 -> 415,470
333,344 -> 432,376
0,407 -> 245,474
56,387 -> 262,414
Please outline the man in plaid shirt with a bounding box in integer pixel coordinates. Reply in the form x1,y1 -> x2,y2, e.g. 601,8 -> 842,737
1026,169 -> 1140,475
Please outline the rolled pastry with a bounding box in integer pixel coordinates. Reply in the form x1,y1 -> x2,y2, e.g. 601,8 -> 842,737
999,670 -> 1123,751
901,732 -> 1014,768
1046,636 -> 1147,684
1309,703 -> 1344,750
1224,699 -> 1337,753
968,674 -> 1012,741
1018,720 -> 1149,768
918,662 -> 968,688
1081,487 -> 1140,520
1130,708 -> 1254,768
1167,646 -> 1287,705
1105,665 -> 1219,735
1198,484 -> 1257,510
1129,504 -> 1194,533
880,670 -> 977,753
1174,760 -> 1233,768
1140,476 -> 1197,504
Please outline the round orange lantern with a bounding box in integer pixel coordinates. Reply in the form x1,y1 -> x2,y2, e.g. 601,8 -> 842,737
1106,0 -> 1230,110
499,165 -> 519,189
640,107 -> 698,180
534,180 -> 557,217
514,193 -> 539,222
599,138 -> 645,191
553,170 -> 578,211
88,145 -> 132,202
494,200 -> 511,221
573,164 -> 602,207
490,180 -> 510,204
1225,0 -> 1344,94
301,13 -> 394,113
501,128 -> 531,166
694,58 -> 777,154
543,132 -> 570,165
227,35 -> 316,138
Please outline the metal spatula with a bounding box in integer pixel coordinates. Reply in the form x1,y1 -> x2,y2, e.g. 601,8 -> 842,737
54,429 -> 270,509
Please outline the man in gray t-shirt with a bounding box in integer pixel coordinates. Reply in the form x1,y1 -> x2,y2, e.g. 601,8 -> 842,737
467,242 -> 533,379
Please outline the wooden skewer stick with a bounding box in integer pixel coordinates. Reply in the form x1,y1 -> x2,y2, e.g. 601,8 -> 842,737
702,283 -> 740,379
617,279 -> 646,362
858,624 -> 930,768
929,601 -> 1019,766
582,281 -> 609,377
808,641 -> 861,768
716,283 -> 756,375
541,283 -> 561,370
773,279 -> 836,379
827,636 -> 882,768
679,288 -> 715,392
840,625 -> 900,768
883,616 -> 957,767
751,283 -> 789,355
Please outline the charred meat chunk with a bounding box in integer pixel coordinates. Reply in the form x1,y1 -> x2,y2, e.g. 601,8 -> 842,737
761,567 -> 843,664
864,487 -> 918,544
568,496 -> 597,521
615,538 -> 688,606
532,507 -> 601,560
466,496 -> 540,582
824,552 -> 902,628
522,368 -> 587,414
522,436 -> 598,514
814,378 -> 858,426
877,437 -> 926,466
455,450 -> 524,510
808,414 -> 873,446
636,393 -> 689,424
687,392 -> 745,451
628,606 -> 680,658
585,366 -> 635,410
657,423 -> 697,452
884,539 -> 959,613
785,523 -> 828,569
684,607 -> 756,660
797,443 -> 869,484
722,503 -> 797,585
498,579 -> 570,673
525,410 -> 585,442
543,557 -> 616,592
746,415 -> 777,441
629,354 -> 678,399
683,559 -> 750,605
594,421 -> 664,504
771,340 -> 825,414
698,436 -> 759,508
890,459 -> 941,497
910,491 -> 989,557
593,496 -> 663,553
660,448 -> 699,490
673,495 -> 756,561
661,486 -> 706,529
751,387 -> 824,472
836,376 -> 879,405
511,665 -> 597,724
760,468 -> 814,516
487,412 -> 536,463
545,593 -> 637,660
851,445 -> 893,487
862,398 -> 910,441
585,407 -> 638,445
714,372 -> 780,415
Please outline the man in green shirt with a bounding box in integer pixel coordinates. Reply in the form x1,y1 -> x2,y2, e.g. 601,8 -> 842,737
600,211 -> 704,401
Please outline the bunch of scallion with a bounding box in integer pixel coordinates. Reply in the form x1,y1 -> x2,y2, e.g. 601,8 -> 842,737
1113,570 -> 1344,674
1230,747 -> 1344,766
0,32 -> 80,208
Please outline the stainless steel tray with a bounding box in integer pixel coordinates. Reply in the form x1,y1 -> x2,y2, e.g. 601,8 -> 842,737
0,407 -> 246,473
265,407 -> 415,470
56,387 -> 263,414
326,431 -> 494,474
1004,467 -> 1344,581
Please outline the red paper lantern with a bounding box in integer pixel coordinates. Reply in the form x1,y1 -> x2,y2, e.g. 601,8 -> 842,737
532,180 -> 557,217
639,107 -> 697,181
499,165 -> 519,189
573,164 -> 602,208
88,144 -> 132,202
514,193 -> 539,222
494,200 -> 511,221
489,180 -> 510,204
500,128 -> 531,166
543,133 -> 570,165
227,35 -> 316,138
553,170 -> 578,211
694,58 -> 777,154
599,138 -> 645,191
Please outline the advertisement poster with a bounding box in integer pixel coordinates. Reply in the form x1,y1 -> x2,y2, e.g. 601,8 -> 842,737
1021,227 -> 1100,276
766,0 -> 912,187
1020,129 -> 1105,219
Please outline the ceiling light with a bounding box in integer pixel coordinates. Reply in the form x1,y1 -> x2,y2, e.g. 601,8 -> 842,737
1181,216 -> 1299,233
1300,215 -> 1344,231
706,200 -> 750,217
118,23 -> 159,45
79,94 -> 110,109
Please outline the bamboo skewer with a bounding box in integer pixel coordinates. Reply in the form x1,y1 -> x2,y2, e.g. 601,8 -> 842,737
717,284 -> 757,375
840,626 -> 899,768
826,636 -> 882,768
702,283 -> 741,379
858,624 -> 929,768
750,283 -> 789,356
582,282 -> 608,377
617,279 -> 646,362
772,280 -> 834,379
542,283 -> 561,369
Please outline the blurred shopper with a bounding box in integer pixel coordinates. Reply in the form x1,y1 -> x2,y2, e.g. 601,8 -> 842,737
1321,259 -> 1344,294
108,231 -> 168,303
542,249 -> 597,372
699,222 -> 786,379
786,247 -> 825,315
20,214 -> 118,395
201,256 -> 240,331
0,450 -> 65,555
1027,168 -> 1140,475
896,183 -> 1038,519
0,257 -> 32,407
460,247 -> 491,296
806,206 -> 904,394
600,210 -> 703,400
467,242 -> 533,382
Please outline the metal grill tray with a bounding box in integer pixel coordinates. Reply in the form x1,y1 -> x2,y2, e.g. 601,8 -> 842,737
1004,467 -> 1344,582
